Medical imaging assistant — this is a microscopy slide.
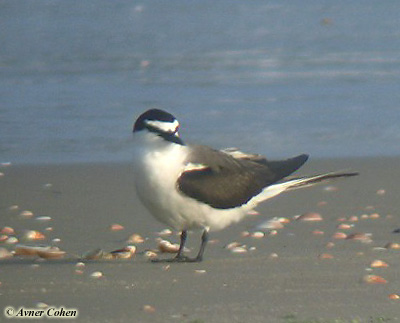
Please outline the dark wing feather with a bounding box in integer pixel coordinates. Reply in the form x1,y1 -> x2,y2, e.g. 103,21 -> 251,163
177,145 -> 308,209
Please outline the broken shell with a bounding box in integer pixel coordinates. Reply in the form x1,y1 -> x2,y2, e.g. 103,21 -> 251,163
388,294 -> 400,300
297,212 -> 323,222
332,232 -> 347,239
385,242 -> 400,250
90,271 -> 103,279
24,230 -> 45,241
110,224 -> 124,231
346,233 -> 373,243
363,274 -> 387,284
0,247 -> 13,259
370,260 -> 388,268
127,233 -> 144,243
1,226 -> 15,235
20,210 -> 34,218
319,253 -> 334,259
142,305 -> 156,313
158,240 -> 180,254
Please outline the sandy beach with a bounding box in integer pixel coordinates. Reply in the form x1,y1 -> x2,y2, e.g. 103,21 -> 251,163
1,157 -> 400,322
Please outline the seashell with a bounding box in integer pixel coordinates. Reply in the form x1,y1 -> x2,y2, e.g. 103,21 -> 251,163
36,302 -> 49,309
361,214 -> 369,219
296,212 -> 323,222
1,162 -> 12,167
0,235 -> 8,242
8,205 -> 19,211
248,246 -> 256,251
256,218 -> 284,230
5,237 -> 18,244
0,247 -> 13,259
337,217 -> 347,222
110,246 -> 136,259
370,213 -> 380,219
110,224 -> 124,231
45,227 -> 53,232
75,262 -> 85,268
346,233 -> 372,243
332,232 -> 347,239
326,242 -> 335,249
250,231 -> 265,239
157,229 -> 173,236
143,250 -> 158,259
158,240 -> 180,254
317,201 -> 327,207
194,269 -> 206,274
348,216 -> 358,222
35,216 -> 52,221
269,253 -> 278,260
24,230 -> 45,241
385,242 -> 400,250
376,189 -> 386,196
1,226 -> 15,235
52,238 -> 61,243
162,265 -> 170,271
90,271 -> 103,279
278,217 -> 290,224
0,172 -> 4,177
312,230 -> 324,236
82,249 -> 109,260
363,274 -> 387,284
20,210 -> 34,218
127,233 -> 144,244
269,230 -> 278,236
370,260 -> 388,268
75,270 -> 84,275
224,242 -> 242,250
247,210 -> 260,216
388,294 -> 400,300
240,231 -> 250,238
140,60 -> 150,68
14,245 -> 65,259
365,206 -> 375,211
230,246 -> 247,254
324,185 -> 338,192
319,253 -> 334,259
142,305 -> 155,313
337,224 -> 352,230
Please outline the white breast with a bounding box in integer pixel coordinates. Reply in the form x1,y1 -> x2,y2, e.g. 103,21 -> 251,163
132,132 -> 252,231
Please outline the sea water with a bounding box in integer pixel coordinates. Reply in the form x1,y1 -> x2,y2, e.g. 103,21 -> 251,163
1,0 -> 399,164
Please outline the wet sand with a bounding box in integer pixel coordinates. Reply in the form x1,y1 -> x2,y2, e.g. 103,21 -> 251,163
1,157 -> 400,322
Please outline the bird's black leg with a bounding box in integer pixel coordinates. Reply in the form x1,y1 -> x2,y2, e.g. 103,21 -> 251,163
151,229 -> 208,263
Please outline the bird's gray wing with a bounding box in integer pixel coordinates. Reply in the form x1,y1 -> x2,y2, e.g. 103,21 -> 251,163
177,145 -> 308,209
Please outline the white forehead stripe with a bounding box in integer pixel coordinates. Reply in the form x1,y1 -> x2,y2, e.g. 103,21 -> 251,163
145,119 -> 179,133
